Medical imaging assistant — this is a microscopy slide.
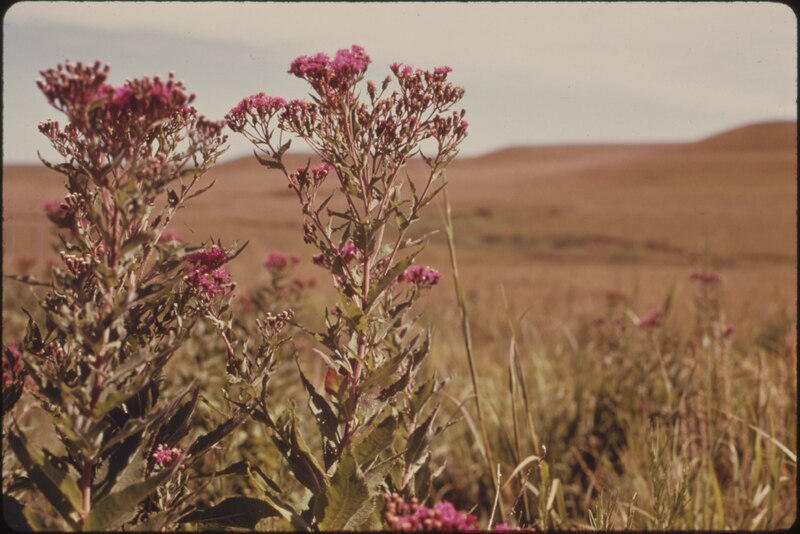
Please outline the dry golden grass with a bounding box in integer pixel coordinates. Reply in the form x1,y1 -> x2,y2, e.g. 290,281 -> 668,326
3,120 -> 796,326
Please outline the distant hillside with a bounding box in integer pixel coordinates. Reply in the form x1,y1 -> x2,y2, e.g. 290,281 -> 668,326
692,120 -> 796,151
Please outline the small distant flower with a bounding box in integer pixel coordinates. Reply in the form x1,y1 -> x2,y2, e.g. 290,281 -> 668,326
689,270 -> 722,285
722,323 -> 735,338
637,310 -> 662,328
264,251 -> 298,270
312,253 -> 326,266
152,444 -> 182,468
399,265 -> 441,288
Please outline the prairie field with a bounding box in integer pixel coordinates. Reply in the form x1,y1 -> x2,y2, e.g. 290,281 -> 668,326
3,119 -> 797,529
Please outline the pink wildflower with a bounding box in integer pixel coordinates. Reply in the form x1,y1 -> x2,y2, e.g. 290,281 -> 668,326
184,246 -> 234,300
111,85 -> 133,108
330,45 -> 371,78
289,52 -> 330,78
399,265 -> 441,288
339,241 -> 358,263
152,444 -> 182,468
312,253 -> 326,267
311,163 -> 334,183
637,310 -> 662,328
384,493 -> 478,531
722,323 -> 735,338
225,92 -> 286,130
689,270 -> 722,285
264,251 -> 299,271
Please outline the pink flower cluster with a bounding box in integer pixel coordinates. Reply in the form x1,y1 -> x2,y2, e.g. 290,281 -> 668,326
384,494 -> 478,531
689,270 -> 722,285
225,92 -> 287,131
279,99 -> 320,136
152,444 -> 182,468
312,241 -> 359,270
294,163 -> 334,189
184,246 -> 234,300
263,251 -> 300,270
399,265 -> 441,288
289,45 -> 371,92
37,61 -> 223,170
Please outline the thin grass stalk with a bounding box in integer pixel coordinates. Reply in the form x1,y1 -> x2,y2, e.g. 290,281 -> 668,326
440,186 -> 501,512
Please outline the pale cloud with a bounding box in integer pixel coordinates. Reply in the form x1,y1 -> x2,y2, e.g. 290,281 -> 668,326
3,1 -> 796,162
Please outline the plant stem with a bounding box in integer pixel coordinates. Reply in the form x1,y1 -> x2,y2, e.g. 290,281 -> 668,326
81,459 -> 92,520
441,186 -> 502,510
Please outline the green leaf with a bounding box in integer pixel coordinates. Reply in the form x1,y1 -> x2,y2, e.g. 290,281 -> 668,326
353,416 -> 396,467
366,253 -> 418,311
404,407 -> 439,466
22,310 -> 43,353
120,232 -> 152,258
188,408 -> 248,459
84,462 -> 180,531
185,178 -> 217,201
155,388 -> 199,447
94,432 -> 146,501
272,411 -> 328,494
254,150 -> 282,169
7,430 -> 80,529
180,497 -> 280,529
316,453 -> 372,531
297,363 -> 339,468
414,453 -> 433,500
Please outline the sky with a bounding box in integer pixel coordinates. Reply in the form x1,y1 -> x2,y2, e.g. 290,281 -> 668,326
2,1 -> 796,163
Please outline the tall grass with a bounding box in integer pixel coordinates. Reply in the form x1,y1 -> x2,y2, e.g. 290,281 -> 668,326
430,190 -> 796,529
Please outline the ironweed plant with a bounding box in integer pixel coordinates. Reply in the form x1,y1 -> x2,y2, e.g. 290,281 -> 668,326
226,45 -> 470,529
1,61 -> 248,531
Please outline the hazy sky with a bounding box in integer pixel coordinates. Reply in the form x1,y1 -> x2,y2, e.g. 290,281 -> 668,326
2,1 -> 796,163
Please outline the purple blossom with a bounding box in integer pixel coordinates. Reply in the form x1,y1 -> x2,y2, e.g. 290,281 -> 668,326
184,246 -> 234,300
288,52 -> 330,78
226,92 -> 287,130
330,45 -> 371,77
264,251 -> 300,270
339,241 -> 358,263
384,493 -> 478,531
689,270 -> 722,285
637,309 -> 662,328
399,265 -> 441,288
152,444 -> 182,468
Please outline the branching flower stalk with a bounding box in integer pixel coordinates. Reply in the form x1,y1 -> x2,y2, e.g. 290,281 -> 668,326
228,45 -> 468,528
4,61 -> 234,530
